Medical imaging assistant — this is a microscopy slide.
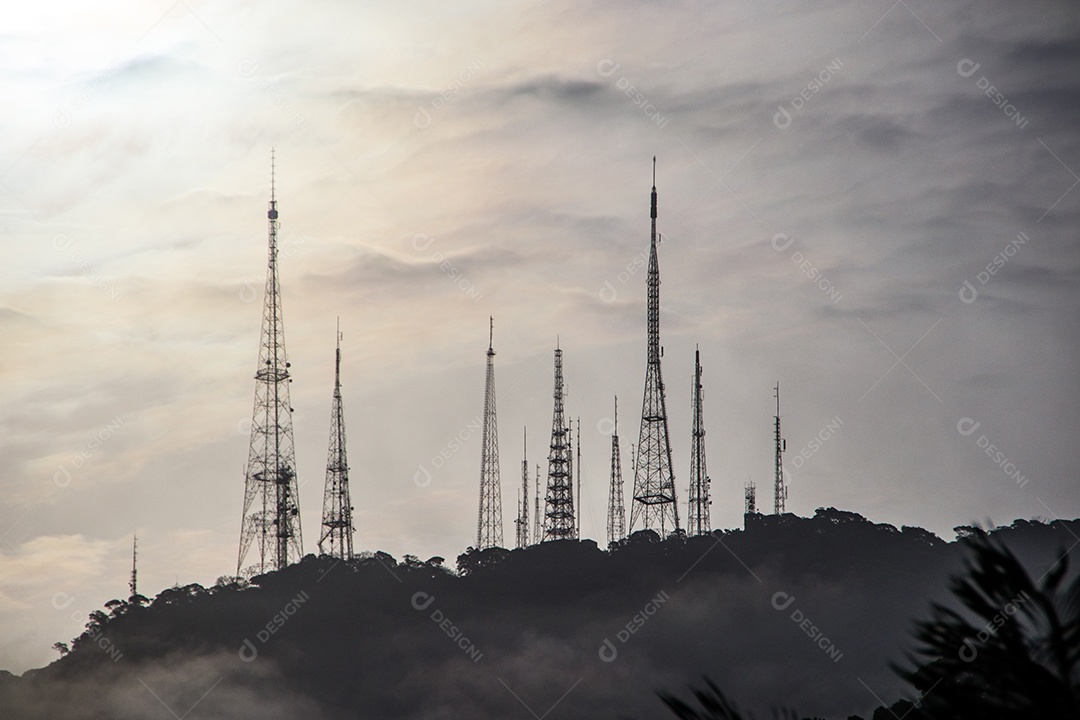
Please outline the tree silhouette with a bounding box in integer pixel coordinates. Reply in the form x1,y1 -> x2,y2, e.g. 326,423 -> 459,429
898,529 -> 1080,719
658,676 -> 797,720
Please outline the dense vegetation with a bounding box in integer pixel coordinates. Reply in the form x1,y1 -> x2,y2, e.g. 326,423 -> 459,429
0,509 -> 1076,719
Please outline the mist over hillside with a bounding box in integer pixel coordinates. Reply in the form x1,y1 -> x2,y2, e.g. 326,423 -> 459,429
1,509 -> 1076,720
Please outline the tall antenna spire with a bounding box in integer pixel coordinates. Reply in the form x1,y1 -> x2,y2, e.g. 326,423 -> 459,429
543,345 -> 575,540
774,382 -> 787,514
515,428 -> 529,549
576,417 -> 582,538
687,347 -> 711,535
319,318 -> 355,560
630,157 -> 680,535
607,397 -> 626,545
129,534 -> 138,599
477,317 -> 503,549
237,151 -> 303,576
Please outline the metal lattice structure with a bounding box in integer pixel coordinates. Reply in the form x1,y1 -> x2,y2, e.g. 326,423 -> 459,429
533,464 -> 541,545
477,317 -> 503,549
237,151 -> 304,577
515,428 -> 529,549
774,382 -> 788,514
575,417 -> 582,538
543,346 -> 576,540
745,479 -> 757,515
129,534 -> 137,598
318,321 -> 354,560
687,348 -> 711,535
607,397 -> 626,545
630,158 -> 680,535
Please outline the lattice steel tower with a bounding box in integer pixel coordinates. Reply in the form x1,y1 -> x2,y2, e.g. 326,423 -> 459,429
543,345 -> 576,540
630,158 -> 680,535
687,347 -> 711,535
773,382 -> 788,514
745,479 -> 757,515
607,397 -> 626,545
237,150 -> 303,576
515,428 -> 529,549
477,317 -> 503,549
319,320 -> 354,560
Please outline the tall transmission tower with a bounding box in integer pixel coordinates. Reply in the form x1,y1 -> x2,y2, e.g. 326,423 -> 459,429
477,317 -> 504,549
630,158 -> 680,535
773,382 -> 788,514
515,428 -> 529,549
129,534 -> 138,598
533,464 -> 541,544
237,150 -> 303,576
607,397 -> 626,545
687,347 -> 711,535
543,345 -> 576,540
576,417 -> 582,538
745,478 -> 757,515
318,320 -> 354,560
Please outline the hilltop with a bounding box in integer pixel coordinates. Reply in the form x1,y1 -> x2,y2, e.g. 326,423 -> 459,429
1,509 -> 1076,719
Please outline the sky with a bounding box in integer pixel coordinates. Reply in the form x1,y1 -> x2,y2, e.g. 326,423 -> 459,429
1,0 -> 1078,675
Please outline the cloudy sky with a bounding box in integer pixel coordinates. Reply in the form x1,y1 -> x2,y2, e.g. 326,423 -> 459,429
1,0 -> 1078,674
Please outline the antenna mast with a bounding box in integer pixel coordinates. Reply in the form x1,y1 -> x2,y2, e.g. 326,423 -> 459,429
774,383 -> 787,514
576,417 -> 582,538
543,345 -> 575,540
129,534 -> 138,598
607,397 -> 626,544
745,477 -> 757,515
533,464 -> 541,544
477,317 -> 504,549
238,149 -> 303,576
319,318 -> 355,560
515,428 -> 529,548
687,347 -> 711,535
630,157 -> 680,535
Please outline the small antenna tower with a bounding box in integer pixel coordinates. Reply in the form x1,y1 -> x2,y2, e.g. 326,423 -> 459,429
774,382 -> 788,514
129,534 -> 138,598
543,345 -> 575,540
237,149 -> 303,576
630,157 -> 680,535
576,417 -> 582,538
515,428 -> 529,549
477,317 -> 504,549
607,397 -> 626,544
745,478 -> 757,515
319,318 -> 354,560
533,464 -> 541,544
687,347 -> 711,535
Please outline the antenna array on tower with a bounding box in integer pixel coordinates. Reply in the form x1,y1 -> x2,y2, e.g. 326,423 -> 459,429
630,158 -> 680,535
607,397 -> 626,545
774,383 -> 788,515
477,317 -> 504,549
238,150 -> 304,577
543,346 -> 576,540
319,319 -> 355,560
687,348 -> 711,535
515,429 -> 529,549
